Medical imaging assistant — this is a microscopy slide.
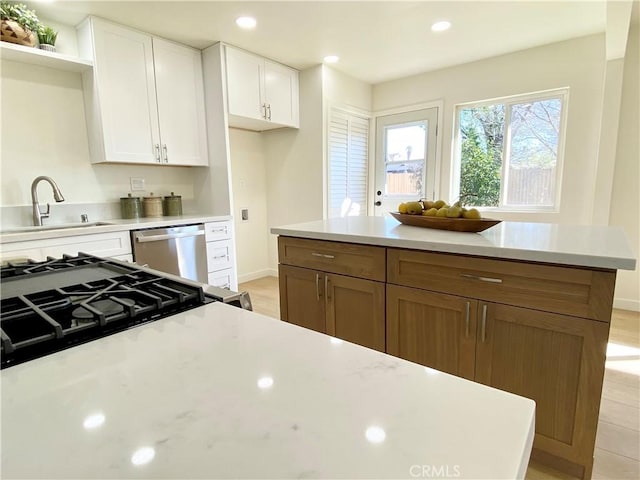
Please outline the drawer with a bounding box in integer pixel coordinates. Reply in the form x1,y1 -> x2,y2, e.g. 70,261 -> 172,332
387,248 -> 615,322
208,268 -> 234,290
278,236 -> 385,282
206,239 -> 234,272
205,221 -> 232,242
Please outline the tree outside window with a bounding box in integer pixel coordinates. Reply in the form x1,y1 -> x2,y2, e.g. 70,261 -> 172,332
457,91 -> 566,209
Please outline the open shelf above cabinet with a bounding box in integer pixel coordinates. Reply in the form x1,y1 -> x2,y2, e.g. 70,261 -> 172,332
0,41 -> 93,72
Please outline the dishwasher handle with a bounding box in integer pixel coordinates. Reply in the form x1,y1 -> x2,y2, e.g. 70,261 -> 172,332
134,230 -> 205,243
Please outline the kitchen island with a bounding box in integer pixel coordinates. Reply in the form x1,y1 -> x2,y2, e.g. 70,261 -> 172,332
272,216 -> 637,479
1,302 -> 535,479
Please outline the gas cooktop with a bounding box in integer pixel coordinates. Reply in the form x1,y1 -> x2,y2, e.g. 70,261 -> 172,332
0,253 -> 216,368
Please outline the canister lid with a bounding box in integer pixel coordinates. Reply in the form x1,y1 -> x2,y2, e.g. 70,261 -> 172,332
143,192 -> 161,200
120,193 -> 140,201
164,191 -> 181,199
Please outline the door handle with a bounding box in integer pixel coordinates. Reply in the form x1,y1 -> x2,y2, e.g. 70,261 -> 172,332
267,104 -> 272,121
325,275 -> 330,301
481,304 -> 488,343
134,231 -> 205,242
315,273 -> 320,301
155,144 -> 161,162
162,144 -> 169,163
464,301 -> 470,338
374,201 -> 382,206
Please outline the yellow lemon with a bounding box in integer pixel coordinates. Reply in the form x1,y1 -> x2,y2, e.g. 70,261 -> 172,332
463,208 -> 482,219
436,207 -> 448,217
422,208 -> 438,216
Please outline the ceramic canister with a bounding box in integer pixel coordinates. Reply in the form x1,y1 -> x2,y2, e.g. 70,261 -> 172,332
142,193 -> 163,217
163,192 -> 183,216
120,193 -> 142,219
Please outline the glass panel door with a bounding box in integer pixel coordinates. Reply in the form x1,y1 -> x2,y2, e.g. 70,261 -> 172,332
374,108 -> 438,216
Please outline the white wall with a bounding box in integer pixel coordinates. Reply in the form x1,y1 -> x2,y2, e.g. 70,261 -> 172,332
323,65 -> 373,111
373,34 -> 606,225
264,65 -> 324,271
228,128 -> 271,282
0,60 -> 198,221
609,23 -> 639,311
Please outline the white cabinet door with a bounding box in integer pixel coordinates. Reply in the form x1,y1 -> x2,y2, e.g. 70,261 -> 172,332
225,46 -> 263,121
153,38 -> 209,167
224,45 -> 299,131
264,60 -> 299,128
90,19 -> 160,164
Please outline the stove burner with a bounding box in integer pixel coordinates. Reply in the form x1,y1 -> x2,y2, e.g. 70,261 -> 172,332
0,253 -> 215,369
72,298 -> 134,322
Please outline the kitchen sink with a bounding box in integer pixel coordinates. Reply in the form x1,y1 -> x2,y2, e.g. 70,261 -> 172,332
1,222 -> 115,234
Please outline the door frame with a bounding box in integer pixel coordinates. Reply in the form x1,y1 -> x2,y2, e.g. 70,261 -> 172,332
370,100 -> 444,215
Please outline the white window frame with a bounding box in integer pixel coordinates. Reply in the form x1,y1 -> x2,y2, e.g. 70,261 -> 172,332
452,88 -> 570,212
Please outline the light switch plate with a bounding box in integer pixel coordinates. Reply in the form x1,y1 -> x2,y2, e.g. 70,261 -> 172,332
130,177 -> 145,191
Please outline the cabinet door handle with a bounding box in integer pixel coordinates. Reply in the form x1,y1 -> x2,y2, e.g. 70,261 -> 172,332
460,273 -> 503,284
325,275 -> 330,301
315,273 -> 320,301
155,144 -> 161,162
162,144 -> 169,163
464,301 -> 470,338
267,104 -> 272,121
481,304 -> 488,343
261,103 -> 267,119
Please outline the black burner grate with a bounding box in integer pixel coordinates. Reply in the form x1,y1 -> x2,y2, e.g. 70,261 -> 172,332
0,253 -> 214,368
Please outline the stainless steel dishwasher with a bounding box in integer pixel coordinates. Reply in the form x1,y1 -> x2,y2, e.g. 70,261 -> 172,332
131,224 -> 207,284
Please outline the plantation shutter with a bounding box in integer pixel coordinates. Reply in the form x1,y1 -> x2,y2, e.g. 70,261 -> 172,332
328,107 -> 370,218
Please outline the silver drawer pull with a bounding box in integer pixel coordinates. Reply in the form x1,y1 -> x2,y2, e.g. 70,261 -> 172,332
464,301 -> 470,338
210,227 -> 227,233
311,252 -> 335,259
460,273 -> 503,284
213,254 -> 229,261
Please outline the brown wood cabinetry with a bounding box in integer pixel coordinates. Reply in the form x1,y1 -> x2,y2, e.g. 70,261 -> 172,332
278,236 -> 616,479
278,236 -> 386,349
386,285 -> 477,380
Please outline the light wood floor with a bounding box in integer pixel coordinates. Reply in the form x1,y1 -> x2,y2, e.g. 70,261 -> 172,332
239,277 -> 640,479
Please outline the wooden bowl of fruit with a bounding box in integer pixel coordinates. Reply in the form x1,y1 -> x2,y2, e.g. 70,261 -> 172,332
391,200 -> 501,233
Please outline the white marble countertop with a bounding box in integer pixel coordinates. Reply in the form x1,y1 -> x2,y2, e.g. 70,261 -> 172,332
1,303 -> 535,479
271,216 -> 637,270
0,214 -> 231,244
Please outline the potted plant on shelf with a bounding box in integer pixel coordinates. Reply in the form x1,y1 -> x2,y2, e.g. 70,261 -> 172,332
0,1 -> 41,47
37,24 -> 57,52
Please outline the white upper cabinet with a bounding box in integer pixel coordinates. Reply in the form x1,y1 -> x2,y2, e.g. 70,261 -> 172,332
78,17 -> 208,166
224,45 -> 299,131
153,38 -> 208,166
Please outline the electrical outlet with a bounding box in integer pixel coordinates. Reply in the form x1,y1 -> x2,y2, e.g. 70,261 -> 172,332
241,208 -> 249,221
130,177 -> 145,191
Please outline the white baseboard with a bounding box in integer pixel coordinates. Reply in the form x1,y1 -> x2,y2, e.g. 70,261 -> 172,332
613,297 -> 640,312
238,269 -> 278,284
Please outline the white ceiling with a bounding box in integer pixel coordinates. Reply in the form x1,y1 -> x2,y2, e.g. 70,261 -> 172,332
27,1 -> 609,84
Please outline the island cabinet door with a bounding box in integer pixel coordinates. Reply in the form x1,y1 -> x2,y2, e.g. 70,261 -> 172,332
474,302 -> 609,472
325,274 -> 385,352
278,265 -> 326,334
386,285 -> 478,380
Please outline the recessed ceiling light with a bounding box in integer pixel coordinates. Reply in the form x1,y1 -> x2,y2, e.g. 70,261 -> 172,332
431,21 -> 451,32
323,55 -> 339,64
236,16 -> 257,29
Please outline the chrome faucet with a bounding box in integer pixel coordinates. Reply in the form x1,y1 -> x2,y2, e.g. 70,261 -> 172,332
31,176 -> 65,226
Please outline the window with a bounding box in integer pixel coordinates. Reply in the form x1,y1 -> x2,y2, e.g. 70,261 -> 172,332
454,89 -> 567,210
327,107 -> 370,218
